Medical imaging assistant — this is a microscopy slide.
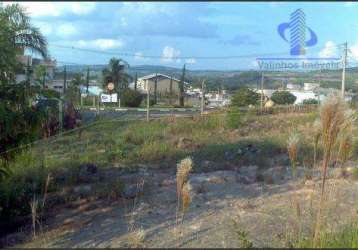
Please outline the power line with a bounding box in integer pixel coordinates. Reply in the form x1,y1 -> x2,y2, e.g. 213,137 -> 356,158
49,43 -> 346,61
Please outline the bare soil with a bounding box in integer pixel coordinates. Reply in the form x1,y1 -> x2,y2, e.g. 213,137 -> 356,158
3,163 -> 358,248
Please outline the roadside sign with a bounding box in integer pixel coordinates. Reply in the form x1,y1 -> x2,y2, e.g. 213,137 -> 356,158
101,93 -> 118,103
107,82 -> 114,91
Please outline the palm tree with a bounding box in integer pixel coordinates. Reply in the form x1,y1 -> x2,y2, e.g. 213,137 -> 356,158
1,4 -> 47,57
0,4 -> 47,83
102,57 -> 131,92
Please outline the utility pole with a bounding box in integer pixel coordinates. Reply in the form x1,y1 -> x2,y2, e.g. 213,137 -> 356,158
201,79 -> 206,115
179,64 -> 186,107
146,81 -> 150,122
58,99 -> 63,134
154,73 -> 158,104
260,72 -> 264,111
134,72 -> 138,90
63,65 -> 67,96
86,67 -> 89,94
341,42 -> 348,98
169,76 -> 173,105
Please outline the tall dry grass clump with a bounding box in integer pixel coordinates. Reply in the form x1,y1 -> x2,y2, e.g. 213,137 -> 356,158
287,130 -> 300,179
175,157 -> 193,244
176,157 -> 193,201
312,119 -> 321,168
313,94 -> 356,245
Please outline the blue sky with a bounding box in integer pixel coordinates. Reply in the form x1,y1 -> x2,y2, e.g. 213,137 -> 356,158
5,1 -> 358,70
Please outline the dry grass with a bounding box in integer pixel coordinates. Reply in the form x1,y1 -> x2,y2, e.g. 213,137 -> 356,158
126,228 -> 146,248
176,157 -> 193,199
313,94 -> 356,245
287,130 -> 300,178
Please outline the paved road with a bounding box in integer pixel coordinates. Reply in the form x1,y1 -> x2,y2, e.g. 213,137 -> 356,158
80,107 -> 202,124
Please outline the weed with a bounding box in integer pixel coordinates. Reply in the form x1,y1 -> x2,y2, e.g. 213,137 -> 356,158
352,168 -> 358,180
287,130 -> 300,178
232,218 -> 254,248
126,228 -> 146,248
313,94 -> 356,245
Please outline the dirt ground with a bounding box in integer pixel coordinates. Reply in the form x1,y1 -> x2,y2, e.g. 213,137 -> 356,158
3,163 -> 358,248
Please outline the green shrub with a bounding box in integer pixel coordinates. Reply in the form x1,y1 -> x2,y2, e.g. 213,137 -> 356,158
302,98 -> 319,105
123,121 -> 166,145
231,87 -> 260,107
120,89 -> 144,107
296,224 -> 358,248
271,91 -> 296,105
226,108 -> 244,129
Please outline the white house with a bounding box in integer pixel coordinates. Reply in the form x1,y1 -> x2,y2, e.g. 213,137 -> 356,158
129,73 -> 189,95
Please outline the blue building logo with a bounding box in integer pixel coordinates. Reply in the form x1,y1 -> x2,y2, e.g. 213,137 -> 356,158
278,9 -> 318,56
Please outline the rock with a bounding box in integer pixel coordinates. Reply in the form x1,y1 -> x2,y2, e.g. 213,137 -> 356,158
261,166 -> 286,184
238,175 -> 256,184
304,180 -> 315,188
189,170 -> 238,192
122,184 -> 143,199
160,178 -> 175,187
238,165 -> 258,180
78,163 -> 98,183
73,185 -> 92,197
202,160 -> 215,169
176,137 -> 197,149
224,151 -> 235,161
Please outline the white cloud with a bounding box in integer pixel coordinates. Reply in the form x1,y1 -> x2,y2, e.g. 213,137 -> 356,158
70,3 -> 96,15
3,2 -> 96,17
185,58 -> 196,64
76,39 -> 124,50
344,2 -> 355,7
349,42 -> 358,61
57,23 -> 77,38
34,22 -> 53,36
121,17 -> 128,27
161,46 -> 181,63
319,41 -> 338,58
134,52 -> 147,60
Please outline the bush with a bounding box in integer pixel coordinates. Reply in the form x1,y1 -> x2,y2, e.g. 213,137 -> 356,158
120,89 -> 144,107
231,87 -> 260,107
271,91 -> 296,105
226,107 -> 244,129
303,98 -> 319,105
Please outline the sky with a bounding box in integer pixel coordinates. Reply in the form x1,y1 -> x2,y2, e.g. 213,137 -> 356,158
4,1 -> 358,70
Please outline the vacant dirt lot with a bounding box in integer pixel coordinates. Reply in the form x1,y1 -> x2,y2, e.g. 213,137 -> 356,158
4,161 -> 358,248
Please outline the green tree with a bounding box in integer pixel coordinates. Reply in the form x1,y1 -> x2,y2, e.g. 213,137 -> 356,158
0,4 -> 47,83
0,4 -> 48,158
179,64 -> 186,107
120,89 -> 144,107
34,64 -> 47,88
271,91 -> 297,105
231,87 -> 260,107
65,73 -> 84,105
102,57 -> 131,92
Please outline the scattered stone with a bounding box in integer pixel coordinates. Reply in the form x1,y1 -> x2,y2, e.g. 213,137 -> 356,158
224,151 -> 236,161
176,137 -> 197,150
73,185 -> 92,197
238,165 -> 258,180
78,163 -> 98,183
261,166 -> 286,184
304,180 -> 315,188
160,178 -> 175,187
238,175 -> 256,184
122,184 -> 143,199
